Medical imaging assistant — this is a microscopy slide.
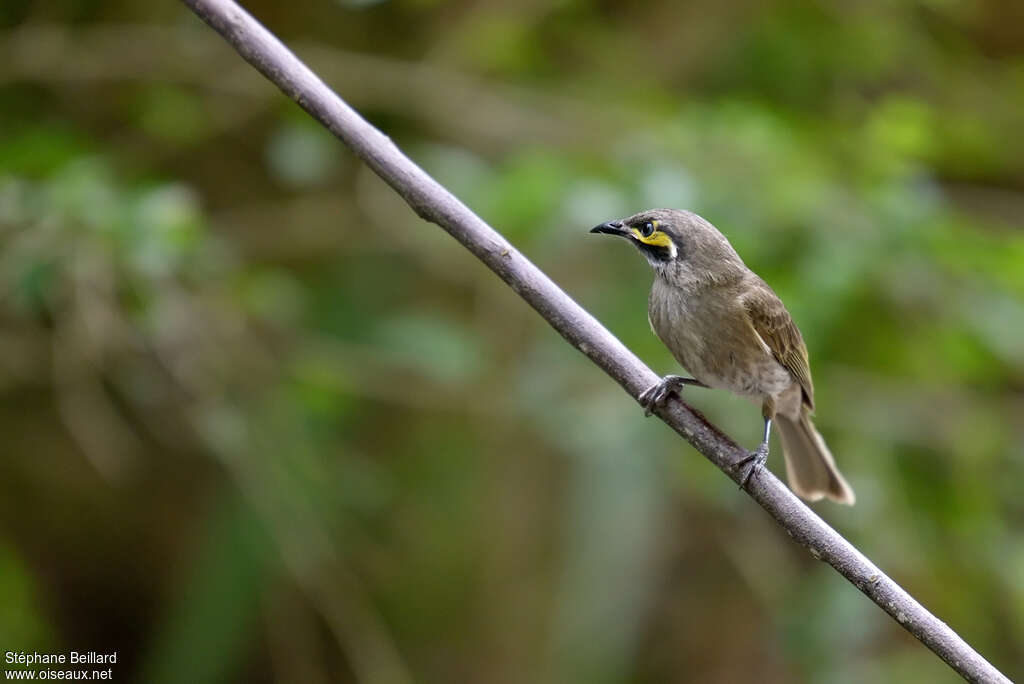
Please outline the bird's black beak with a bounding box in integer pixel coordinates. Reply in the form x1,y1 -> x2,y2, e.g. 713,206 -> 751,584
590,220 -> 626,236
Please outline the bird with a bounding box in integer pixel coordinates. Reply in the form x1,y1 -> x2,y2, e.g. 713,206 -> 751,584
590,208 -> 855,504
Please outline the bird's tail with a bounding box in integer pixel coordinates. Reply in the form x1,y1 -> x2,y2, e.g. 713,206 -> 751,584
776,411 -> 855,505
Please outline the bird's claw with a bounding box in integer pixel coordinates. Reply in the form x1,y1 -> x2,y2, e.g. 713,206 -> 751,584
734,442 -> 769,491
638,376 -> 685,416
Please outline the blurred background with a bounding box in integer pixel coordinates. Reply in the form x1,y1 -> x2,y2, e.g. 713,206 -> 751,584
1,0 -> 1022,682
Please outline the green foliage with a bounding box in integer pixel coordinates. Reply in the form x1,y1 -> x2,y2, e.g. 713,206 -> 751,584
140,495 -> 274,684
0,545 -> 52,652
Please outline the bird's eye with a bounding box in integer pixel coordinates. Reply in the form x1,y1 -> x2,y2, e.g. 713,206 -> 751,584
641,221 -> 655,237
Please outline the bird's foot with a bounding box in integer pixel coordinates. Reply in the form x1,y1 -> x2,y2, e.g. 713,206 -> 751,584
638,375 -> 690,416
733,442 -> 769,491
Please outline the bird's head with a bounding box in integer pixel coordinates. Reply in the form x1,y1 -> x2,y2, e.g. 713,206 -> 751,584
590,208 -> 744,280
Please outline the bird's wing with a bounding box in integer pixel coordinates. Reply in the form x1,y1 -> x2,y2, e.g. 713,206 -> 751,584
741,283 -> 815,410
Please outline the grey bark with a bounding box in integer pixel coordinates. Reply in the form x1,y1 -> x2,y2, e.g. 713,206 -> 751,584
178,1 -> 1012,682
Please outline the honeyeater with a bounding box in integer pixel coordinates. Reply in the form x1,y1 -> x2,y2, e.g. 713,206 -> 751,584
591,208 -> 855,504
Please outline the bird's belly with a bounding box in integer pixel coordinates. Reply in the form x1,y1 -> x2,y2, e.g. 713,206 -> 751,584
694,352 -> 793,399
650,288 -> 793,400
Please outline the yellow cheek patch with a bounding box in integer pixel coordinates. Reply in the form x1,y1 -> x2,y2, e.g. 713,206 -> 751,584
631,229 -> 673,248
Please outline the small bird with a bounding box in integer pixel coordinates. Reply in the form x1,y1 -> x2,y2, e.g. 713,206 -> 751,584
591,209 -> 855,504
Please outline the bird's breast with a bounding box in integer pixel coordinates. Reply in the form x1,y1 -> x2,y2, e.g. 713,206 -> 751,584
648,279 -> 793,400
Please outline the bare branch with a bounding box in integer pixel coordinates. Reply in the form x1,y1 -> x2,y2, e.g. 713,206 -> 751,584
177,2 -> 1012,682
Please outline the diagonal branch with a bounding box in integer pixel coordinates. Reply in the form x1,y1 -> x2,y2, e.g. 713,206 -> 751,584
178,2 -> 1011,682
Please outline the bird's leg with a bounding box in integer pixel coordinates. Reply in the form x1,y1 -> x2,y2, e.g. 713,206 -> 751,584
638,375 -> 707,416
734,416 -> 771,490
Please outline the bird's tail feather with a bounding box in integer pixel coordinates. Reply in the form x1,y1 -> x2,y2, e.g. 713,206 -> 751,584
776,412 -> 855,505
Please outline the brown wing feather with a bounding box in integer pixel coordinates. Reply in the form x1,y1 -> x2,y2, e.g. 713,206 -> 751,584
741,283 -> 815,410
